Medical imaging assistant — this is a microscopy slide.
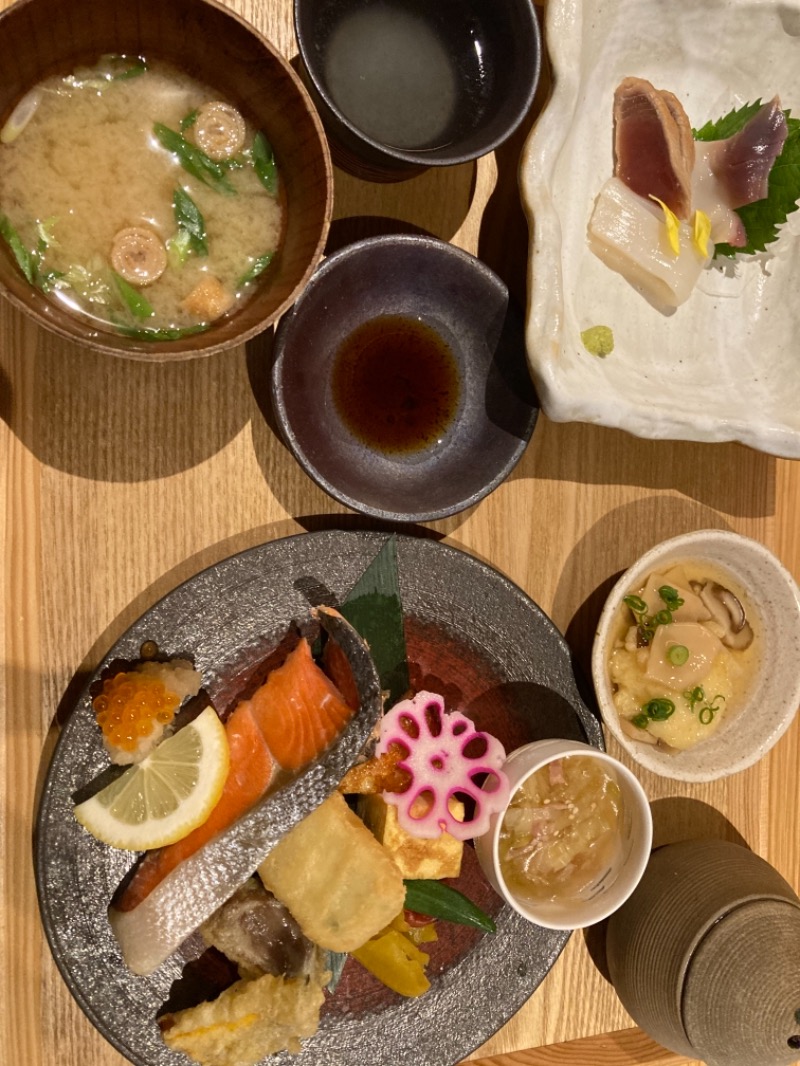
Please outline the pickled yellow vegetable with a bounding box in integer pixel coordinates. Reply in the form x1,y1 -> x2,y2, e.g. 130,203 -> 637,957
498,756 -> 622,906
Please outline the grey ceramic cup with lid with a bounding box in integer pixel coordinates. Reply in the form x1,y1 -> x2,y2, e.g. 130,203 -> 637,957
606,839 -> 800,1066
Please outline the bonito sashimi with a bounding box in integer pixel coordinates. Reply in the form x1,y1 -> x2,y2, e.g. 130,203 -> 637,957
591,79 -> 790,307
613,77 -> 696,220
707,97 -> 788,209
109,607 -> 382,976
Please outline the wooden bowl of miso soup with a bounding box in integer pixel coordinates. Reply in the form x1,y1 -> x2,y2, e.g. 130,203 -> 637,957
0,0 -> 333,360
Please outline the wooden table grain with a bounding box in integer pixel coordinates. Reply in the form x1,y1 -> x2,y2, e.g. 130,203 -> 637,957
1,1 -> 798,1065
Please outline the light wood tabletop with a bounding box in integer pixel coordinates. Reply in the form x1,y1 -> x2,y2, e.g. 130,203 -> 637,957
2,1 -> 799,1065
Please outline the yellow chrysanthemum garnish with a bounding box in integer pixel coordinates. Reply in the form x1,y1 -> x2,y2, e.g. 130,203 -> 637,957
692,209 -> 712,258
650,195 -> 681,256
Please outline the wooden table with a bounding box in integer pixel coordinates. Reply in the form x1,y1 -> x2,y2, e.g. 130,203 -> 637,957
2,1 -> 799,1064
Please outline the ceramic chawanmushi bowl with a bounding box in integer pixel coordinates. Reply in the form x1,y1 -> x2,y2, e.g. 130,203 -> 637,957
270,234 -> 538,522
592,529 -> 800,782
474,739 -> 652,930
0,0 -> 332,361
293,0 -> 542,180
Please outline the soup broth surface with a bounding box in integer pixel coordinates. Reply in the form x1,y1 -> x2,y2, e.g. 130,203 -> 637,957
0,57 -> 283,337
499,755 -> 623,906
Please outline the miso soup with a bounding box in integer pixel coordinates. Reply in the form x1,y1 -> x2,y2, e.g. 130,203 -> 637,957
0,55 -> 284,340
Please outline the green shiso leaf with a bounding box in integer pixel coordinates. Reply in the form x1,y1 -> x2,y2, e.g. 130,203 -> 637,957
252,131 -> 278,195
692,100 -> 765,141
693,103 -> 800,257
112,272 -> 153,320
340,535 -> 409,708
403,879 -> 496,932
153,122 -> 236,196
237,251 -> 274,288
173,186 -> 208,257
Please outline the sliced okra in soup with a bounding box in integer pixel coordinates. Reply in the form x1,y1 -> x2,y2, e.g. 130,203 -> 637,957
0,57 -> 284,337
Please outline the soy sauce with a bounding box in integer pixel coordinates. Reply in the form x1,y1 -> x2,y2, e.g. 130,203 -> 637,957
331,314 -> 460,454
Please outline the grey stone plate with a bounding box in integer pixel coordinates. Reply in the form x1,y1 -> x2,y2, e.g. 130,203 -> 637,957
35,530 -> 602,1066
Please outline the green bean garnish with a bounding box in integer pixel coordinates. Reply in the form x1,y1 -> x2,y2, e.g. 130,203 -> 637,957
112,272 -> 153,320
153,123 -> 236,195
252,131 -> 278,195
172,187 -> 208,257
237,251 -> 274,288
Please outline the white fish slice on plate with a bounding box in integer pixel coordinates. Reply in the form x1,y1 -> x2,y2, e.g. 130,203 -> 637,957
521,0 -> 800,456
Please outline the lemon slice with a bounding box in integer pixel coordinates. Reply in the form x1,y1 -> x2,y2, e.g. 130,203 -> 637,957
74,705 -> 229,850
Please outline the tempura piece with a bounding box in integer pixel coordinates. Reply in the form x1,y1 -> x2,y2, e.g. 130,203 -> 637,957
161,967 -> 327,1066
258,792 -> 405,952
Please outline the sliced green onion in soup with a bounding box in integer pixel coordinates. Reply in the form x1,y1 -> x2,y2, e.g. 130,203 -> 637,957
1,87 -> 43,144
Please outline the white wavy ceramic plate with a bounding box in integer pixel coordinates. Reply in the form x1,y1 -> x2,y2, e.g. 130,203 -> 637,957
521,0 -> 800,457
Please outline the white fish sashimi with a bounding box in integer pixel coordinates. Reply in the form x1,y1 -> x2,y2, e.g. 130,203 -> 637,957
588,177 -> 713,308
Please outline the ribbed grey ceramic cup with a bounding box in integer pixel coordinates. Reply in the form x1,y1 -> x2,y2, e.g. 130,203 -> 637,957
606,839 -> 800,1066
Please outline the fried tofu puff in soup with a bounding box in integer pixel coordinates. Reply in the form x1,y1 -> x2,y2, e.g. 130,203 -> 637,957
0,55 -> 283,339
607,561 -> 759,751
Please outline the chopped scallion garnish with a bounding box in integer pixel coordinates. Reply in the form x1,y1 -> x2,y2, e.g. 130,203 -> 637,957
667,644 -> 689,666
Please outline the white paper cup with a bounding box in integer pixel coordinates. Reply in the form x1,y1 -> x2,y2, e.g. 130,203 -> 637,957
474,739 -> 653,929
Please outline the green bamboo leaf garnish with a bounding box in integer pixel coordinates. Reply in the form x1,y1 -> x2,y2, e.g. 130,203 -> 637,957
403,879 -> 496,932
339,534 -> 409,708
694,102 -> 800,257
172,186 -> 208,257
153,123 -> 236,195
111,272 -> 154,320
252,131 -> 278,195
237,251 -> 274,288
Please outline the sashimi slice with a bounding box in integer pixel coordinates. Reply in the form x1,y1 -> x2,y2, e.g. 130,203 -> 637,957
249,638 -> 355,772
588,177 -> 712,308
614,77 -> 695,219
692,142 -> 748,247
708,97 -> 787,209
114,699 -> 275,913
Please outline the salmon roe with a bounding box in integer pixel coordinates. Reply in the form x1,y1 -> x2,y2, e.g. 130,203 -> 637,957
93,672 -> 180,754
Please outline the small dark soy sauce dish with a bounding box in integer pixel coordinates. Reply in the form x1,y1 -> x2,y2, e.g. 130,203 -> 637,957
293,0 -> 541,181
270,234 -> 538,522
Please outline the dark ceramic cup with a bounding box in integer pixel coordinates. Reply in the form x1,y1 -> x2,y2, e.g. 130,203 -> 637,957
293,0 -> 541,181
